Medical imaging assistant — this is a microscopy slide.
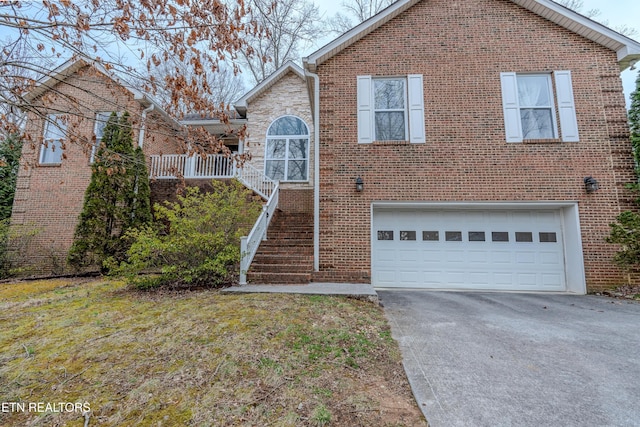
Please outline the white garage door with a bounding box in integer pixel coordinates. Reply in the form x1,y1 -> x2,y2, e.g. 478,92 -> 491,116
372,208 -> 567,291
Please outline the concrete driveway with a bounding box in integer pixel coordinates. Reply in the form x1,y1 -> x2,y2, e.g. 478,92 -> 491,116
378,291 -> 640,427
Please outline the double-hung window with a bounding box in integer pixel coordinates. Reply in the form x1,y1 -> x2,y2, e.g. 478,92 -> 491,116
357,75 -> 425,144
500,71 -> 579,143
40,114 -> 66,164
265,116 -> 309,182
374,78 -> 407,141
91,112 -> 113,163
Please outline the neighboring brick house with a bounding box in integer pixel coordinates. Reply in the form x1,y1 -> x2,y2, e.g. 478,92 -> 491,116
299,0 -> 640,292
12,0 -> 640,292
11,60 -> 183,273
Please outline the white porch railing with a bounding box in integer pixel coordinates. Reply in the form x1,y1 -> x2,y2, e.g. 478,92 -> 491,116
240,181 -> 280,285
237,162 -> 277,200
149,154 -> 235,179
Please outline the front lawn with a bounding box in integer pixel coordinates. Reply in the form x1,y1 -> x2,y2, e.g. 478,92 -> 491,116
0,279 -> 426,426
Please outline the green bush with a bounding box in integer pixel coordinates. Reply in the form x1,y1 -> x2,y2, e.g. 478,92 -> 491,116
607,69 -> 640,273
0,221 -> 40,279
607,202 -> 640,271
0,219 -> 9,278
0,133 -> 23,221
114,179 -> 262,289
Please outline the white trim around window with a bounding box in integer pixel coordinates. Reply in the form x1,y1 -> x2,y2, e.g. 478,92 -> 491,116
500,71 -> 579,143
40,114 -> 66,165
264,115 -> 310,182
357,74 -> 425,144
90,112 -> 115,163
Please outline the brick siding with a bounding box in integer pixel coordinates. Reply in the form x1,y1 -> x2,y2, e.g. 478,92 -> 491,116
314,0 -> 637,290
10,65 -> 182,275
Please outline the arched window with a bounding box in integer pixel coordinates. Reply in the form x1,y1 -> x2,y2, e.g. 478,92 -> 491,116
265,116 -> 309,181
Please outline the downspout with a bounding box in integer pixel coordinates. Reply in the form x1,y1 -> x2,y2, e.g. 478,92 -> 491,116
138,103 -> 155,148
132,103 -> 155,220
305,69 -> 320,272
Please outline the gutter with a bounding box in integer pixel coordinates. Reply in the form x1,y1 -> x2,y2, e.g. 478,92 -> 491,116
305,68 -> 320,272
138,103 -> 155,148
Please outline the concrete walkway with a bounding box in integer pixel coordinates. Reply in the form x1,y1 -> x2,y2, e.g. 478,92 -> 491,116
378,290 -> 640,427
222,282 -> 378,301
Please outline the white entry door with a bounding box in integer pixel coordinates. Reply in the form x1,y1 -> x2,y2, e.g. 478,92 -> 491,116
372,208 -> 567,291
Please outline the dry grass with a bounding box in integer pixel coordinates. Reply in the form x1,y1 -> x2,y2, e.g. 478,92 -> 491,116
0,279 -> 427,426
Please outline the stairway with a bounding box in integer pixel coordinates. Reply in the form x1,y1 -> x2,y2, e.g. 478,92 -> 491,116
246,210 -> 313,284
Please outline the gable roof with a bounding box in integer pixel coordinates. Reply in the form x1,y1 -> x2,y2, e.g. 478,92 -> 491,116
234,61 -> 305,116
303,0 -> 640,72
24,58 -> 178,126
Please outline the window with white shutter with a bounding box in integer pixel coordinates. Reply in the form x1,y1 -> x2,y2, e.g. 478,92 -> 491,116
500,71 -> 578,143
357,75 -> 425,144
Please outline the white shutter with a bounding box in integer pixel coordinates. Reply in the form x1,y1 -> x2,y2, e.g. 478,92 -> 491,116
554,70 -> 579,142
357,75 -> 373,144
500,72 -> 523,143
407,74 -> 426,143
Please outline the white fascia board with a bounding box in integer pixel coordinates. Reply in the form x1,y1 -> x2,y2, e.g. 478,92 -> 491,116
234,61 -> 305,112
24,57 -> 179,126
304,0 -> 419,71
514,0 -> 640,70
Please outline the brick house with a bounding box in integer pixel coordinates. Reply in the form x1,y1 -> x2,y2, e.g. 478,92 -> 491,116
11,0 -> 640,292
10,60 -> 183,273
295,0 -> 640,293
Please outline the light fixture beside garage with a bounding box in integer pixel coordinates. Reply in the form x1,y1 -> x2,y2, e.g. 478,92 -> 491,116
584,177 -> 600,193
355,176 -> 364,192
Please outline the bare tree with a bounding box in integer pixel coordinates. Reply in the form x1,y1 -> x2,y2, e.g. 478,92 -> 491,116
146,59 -> 246,113
557,0 -> 637,37
0,0 -> 263,156
240,0 -> 325,84
327,0 -> 395,35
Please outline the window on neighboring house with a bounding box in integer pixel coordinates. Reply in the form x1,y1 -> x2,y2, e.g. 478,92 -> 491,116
357,74 -> 425,144
500,71 -> 579,143
40,114 -> 66,164
265,116 -> 309,181
91,112 -> 113,163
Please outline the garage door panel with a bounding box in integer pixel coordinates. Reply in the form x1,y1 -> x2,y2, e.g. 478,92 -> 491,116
421,250 -> 443,263
468,251 -> 489,263
444,250 -> 465,263
492,251 -> 512,264
516,273 -> 538,287
373,208 -> 567,291
469,272 -> 491,284
515,251 -> 536,264
398,249 -> 419,262
399,271 -> 420,283
540,251 -> 562,265
445,271 -> 467,284
542,273 -> 563,288
494,272 -> 515,286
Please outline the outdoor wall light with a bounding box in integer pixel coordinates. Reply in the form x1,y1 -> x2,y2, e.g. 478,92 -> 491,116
355,176 -> 364,192
584,176 -> 600,193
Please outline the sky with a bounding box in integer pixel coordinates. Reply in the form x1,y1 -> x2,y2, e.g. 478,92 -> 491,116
312,0 -> 640,106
